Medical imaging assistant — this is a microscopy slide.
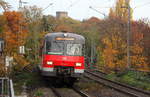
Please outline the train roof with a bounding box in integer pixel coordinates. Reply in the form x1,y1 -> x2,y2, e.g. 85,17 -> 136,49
45,32 -> 85,44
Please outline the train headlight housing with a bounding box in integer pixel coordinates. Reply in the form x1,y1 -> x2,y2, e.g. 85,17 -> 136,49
76,63 -> 82,67
47,61 -> 53,65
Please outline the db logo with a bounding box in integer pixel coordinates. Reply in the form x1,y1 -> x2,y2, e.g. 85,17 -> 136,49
62,57 -> 67,60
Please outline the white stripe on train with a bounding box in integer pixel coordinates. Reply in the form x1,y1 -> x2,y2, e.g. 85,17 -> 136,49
41,67 -> 84,73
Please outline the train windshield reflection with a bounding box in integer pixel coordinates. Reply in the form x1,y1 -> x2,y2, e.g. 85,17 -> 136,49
66,44 -> 82,56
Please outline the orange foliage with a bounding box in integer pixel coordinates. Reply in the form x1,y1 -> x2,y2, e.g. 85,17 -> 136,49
102,36 -> 127,71
101,19 -> 149,72
13,54 -> 29,70
4,31 -> 18,54
4,11 -> 28,55
131,21 -> 149,71
131,43 -> 148,71
103,47 -> 117,69
2,11 -> 29,71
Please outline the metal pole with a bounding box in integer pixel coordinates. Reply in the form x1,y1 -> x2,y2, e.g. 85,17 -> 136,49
10,80 -> 15,97
90,40 -> 93,68
125,0 -> 131,69
19,0 -> 27,10
19,0 -> 22,10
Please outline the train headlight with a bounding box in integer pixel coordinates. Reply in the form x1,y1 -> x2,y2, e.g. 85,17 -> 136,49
76,63 -> 82,66
47,61 -> 53,65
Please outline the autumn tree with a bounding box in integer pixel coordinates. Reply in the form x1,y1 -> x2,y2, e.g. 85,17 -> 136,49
4,11 -> 27,54
101,0 -> 148,72
139,19 -> 150,67
0,15 -> 6,36
109,0 -> 132,20
21,5 -> 43,64
130,20 -> 149,71
100,0 -> 133,72
96,18 -> 127,72
41,15 -> 57,32
3,11 -> 28,71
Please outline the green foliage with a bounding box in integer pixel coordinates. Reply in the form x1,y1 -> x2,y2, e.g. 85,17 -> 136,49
13,71 -> 43,95
20,5 -> 44,65
96,48 -> 105,70
107,70 -> 150,90
41,15 -> 56,32
106,73 -> 118,81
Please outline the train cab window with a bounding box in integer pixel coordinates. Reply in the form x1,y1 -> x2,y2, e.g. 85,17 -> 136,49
66,44 -> 82,56
46,42 -> 64,55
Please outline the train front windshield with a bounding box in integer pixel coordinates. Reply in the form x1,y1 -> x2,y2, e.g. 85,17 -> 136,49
46,42 -> 83,56
66,44 -> 82,56
46,42 -> 64,55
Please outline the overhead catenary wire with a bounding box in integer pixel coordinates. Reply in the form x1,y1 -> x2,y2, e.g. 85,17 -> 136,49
85,0 -> 93,19
42,2 -> 53,12
133,2 -> 150,9
88,1 -> 150,10
89,6 -> 107,17
67,0 -> 81,10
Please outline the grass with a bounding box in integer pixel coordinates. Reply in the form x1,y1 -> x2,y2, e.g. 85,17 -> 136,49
106,70 -> 150,91
34,89 -> 44,97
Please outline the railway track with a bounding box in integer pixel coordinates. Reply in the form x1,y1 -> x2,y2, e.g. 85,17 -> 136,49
72,86 -> 90,97
51,87 -> 62,97
50,86 -> 90,97
84,70 -> 150,97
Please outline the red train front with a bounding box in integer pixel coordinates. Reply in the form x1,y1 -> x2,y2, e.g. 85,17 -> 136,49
39,32 -> 85,83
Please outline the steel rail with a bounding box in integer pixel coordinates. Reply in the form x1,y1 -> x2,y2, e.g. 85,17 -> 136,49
72,86 -> 91,97
88,70 -> 150,95
51,87 -> 62,97
84,70 -> 150,97
51,86 -> 91,97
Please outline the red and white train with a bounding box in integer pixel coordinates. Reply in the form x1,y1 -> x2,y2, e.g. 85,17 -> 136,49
39,32 -> 85,84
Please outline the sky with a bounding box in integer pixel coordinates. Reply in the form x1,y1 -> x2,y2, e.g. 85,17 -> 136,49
2,0 -> 150,20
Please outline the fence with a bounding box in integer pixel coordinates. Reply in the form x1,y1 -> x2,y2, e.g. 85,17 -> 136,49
0,78 -> 14,97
